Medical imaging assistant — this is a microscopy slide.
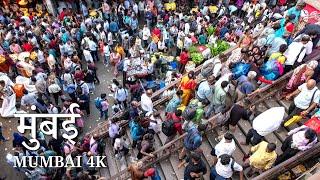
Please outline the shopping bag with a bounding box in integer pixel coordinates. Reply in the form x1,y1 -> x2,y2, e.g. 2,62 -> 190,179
304,117 -> 320,134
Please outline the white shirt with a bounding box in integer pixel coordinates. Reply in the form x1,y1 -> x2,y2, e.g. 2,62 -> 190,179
88,40 -> 97,51
123,58 -> 131,72
294,35 -> 314,55
83,49 -> 93,62
141,93 -> 153,112
214,138 -> 236,157
284,42 -> 307,66
215,158 -> 243,178
115,88 -> 128,102
253,107 -> 285,136
104,45 -> 110,56
48,84 -> 61,93
197,81 -> 211,100
184,23 -> 190,35
37,50 -> 45,64
142,27 -> 151,40
294,83 -> 320,110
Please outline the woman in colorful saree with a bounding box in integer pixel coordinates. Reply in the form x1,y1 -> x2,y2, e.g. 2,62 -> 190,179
282,60 -> 318,96
179,71 -> 197,106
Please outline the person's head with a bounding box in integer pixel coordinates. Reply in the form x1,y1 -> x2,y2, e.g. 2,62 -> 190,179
176,90 -> 183,97
101,93 -> 107,99
197,124 -> 207,132
0,80 -> 5,87
305,128 -> 317,141
188,71 -> 195,79
146,89 -> 153,97
279,44 -> 288,53
219,53 -> 228,63
296,2 -> 306,10
307,60 -> 319,70
306,79 -> 316,90
266,143 -> 276,153
221,81 -> 229,89
247,71 -> 257,80
207,75 -> 216,85
224,133 -> 233,143
175,109 -> 182,117
131,100 -> 139,107
219,154 -> 231,165
93,134 -> 99,140
307,30 -> 318,39
190,152 -> 201,164
23,89 -> 28,95
301,35 -> 311,44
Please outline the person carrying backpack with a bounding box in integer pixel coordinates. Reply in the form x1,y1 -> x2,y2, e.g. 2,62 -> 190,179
95,93 -> 109,120
179,124 -> 207,160
210,154 -> 244,180
163,109 -> 184,144
129,117 -> 145,148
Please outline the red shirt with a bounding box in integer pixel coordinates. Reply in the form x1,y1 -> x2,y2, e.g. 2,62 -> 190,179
152,28 -> 161,38
179,51 -> 189,65
22,43 -> 33,52
166,113 -> 183,135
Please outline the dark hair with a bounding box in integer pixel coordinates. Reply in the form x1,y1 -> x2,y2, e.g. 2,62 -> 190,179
267,143 -> 276,151
308,30 -> 317,37
221,81 -> 229,88
190,152 -> 201,162
305,128 -> 316,141
23,89 -> 28,95
176,90 -> 183,96
224,133 -> 233,140
175,109 -> 182,116
198,124 -> 207,132
279,44 -> 288,53
101,93 -> 107,99
220,154 -> 231,165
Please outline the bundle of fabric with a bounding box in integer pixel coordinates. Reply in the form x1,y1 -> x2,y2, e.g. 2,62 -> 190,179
260,59 -> 284,81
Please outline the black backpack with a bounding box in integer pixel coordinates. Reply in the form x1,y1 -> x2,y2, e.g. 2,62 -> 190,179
162,120 -> 176,136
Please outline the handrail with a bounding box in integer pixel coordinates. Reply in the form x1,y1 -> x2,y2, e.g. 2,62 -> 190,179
108,65 -> 291,179
86,46 -> 237,137
108,51 -> 320,180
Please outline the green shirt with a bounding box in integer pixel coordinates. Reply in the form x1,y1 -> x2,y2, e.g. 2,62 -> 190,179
212,85 -> 226,106
198,34 -> 207,45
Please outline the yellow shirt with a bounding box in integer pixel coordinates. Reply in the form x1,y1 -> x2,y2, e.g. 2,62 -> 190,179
269,52 -> 286,64
249,141 -> 277,170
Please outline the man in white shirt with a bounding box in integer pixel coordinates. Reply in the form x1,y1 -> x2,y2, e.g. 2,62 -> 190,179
142,25 -> 151,48
284,35 -> 312,72
88,37 -> 98,62
141,89 -> 153,113
103,42 -> 110,66
83,48 -> 93,63
184,21 -> 190,35
285,79 -> 320,121
36,48 -> 45,64
115,85 -> 128,108
210,154 -> 244,180
211,133 -> 236,163
184,35 -> 192,50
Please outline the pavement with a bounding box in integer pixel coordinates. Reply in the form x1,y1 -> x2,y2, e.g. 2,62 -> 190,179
0,59 -> 120,180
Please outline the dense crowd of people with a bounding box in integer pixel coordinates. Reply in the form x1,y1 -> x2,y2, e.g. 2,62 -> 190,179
0,0 -> 319,179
